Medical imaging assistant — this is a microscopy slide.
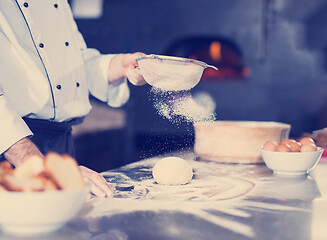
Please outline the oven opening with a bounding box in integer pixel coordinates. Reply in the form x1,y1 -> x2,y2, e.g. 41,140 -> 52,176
165,36 -> 250,81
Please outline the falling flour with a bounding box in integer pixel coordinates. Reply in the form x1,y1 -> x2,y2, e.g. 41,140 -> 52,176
150,87 -> 216,124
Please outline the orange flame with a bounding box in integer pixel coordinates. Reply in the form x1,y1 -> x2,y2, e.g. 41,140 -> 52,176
209,41 -> 222,61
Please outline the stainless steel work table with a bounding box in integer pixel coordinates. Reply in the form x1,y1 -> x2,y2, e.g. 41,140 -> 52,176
1,150 -> 327,240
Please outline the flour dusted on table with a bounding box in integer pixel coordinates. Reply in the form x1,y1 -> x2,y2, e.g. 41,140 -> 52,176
83,154 -> 309,239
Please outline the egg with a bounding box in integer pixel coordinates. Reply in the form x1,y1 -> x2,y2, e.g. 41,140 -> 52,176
299,137 -> 315,146
288,141 -> 302,152
262,140 -> 278,151
300,144 -> 317,152
275,144 -> 292,152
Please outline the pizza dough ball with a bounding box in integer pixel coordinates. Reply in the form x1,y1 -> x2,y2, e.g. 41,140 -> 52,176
152,157 -> 193,185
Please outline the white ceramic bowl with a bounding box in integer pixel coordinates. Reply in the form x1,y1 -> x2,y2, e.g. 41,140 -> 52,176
0,186 -> 89,235
260,147 -> 324,176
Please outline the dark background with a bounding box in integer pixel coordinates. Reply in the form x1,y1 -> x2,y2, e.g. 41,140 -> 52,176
71,0 -> 327,172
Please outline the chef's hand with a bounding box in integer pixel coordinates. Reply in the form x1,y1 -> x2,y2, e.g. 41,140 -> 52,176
108,52 -> 147,86
79,166 -> 112,197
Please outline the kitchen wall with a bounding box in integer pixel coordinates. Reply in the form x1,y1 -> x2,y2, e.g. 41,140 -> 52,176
72,0 -> 327,169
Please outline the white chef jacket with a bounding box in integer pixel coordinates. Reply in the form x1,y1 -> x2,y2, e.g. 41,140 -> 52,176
0,0 -> 130,154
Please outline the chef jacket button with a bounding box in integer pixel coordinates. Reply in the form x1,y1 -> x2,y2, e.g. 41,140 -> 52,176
65,42 -> 69,46
23,2 -> 28,8
76,82 -> 80,87
39,43 -> 44,48
54,3 -> 58,8
56,85 -> 62,90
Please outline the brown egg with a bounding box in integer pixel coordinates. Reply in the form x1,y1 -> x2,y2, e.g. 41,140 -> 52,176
299,137 -> 315,146
276,144 -> 292,152
300,144 -> 317,152
280,139 -> 296,145
288,141 -> 302,152
262,140 -> 278,151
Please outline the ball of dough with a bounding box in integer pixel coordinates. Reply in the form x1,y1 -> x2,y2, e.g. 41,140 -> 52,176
152,157 -> 193,185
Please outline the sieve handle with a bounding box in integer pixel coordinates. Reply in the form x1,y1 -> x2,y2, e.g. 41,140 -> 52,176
205,64 -> 218,70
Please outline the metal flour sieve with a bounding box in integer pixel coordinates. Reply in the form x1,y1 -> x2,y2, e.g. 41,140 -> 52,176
136,54 -> 218,91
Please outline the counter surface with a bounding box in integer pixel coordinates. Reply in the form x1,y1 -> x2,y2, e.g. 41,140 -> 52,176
1,150 -> 327,240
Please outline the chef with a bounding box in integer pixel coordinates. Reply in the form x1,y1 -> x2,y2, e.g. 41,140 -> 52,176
0,0 -> 146,197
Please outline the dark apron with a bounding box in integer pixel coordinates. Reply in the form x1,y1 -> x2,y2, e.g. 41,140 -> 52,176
22,117 -> 84,157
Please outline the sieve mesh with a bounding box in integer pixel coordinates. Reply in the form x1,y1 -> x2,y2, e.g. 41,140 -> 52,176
136,55 -> 218,91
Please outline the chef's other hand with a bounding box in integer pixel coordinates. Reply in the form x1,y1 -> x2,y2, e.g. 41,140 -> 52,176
79,166 -> 112,197
108,52 -> 147,86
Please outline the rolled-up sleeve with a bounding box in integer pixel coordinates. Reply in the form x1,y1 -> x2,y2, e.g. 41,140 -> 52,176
73,23 -> 130,108
82,48 -> 130,108
0,91 -> 32,155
